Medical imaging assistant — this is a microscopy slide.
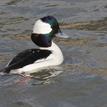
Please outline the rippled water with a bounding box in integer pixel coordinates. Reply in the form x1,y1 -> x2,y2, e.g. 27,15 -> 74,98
0,0 -> 107,107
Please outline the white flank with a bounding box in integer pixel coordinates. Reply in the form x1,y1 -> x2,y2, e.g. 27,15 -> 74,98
14,42 -> 64,74
33,19 -> 52,34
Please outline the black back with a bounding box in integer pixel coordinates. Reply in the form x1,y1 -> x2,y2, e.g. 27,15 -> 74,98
3,49 -> 51,73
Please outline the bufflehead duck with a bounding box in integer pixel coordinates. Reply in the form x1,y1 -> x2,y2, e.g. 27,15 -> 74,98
1,16 -> 67,75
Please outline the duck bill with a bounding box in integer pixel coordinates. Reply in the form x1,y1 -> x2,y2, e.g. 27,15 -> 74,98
56,29 -> 69,39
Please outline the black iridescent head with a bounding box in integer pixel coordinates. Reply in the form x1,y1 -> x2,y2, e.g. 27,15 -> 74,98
41,16 -> 61,35
31,16 -> 61,47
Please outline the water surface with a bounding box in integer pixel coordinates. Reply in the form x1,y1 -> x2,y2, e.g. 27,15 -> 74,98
0,0 -> 107,107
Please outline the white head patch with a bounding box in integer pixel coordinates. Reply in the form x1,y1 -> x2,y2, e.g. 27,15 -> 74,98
33,19 -> 52,34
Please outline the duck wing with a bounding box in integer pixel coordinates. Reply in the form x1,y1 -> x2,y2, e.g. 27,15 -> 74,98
3,49 -> 51,73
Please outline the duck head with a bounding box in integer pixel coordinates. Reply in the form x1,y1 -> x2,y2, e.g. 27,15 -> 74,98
31,16 -> 66,47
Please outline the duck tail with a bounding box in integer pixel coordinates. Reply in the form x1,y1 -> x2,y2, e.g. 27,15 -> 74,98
0,67 -> 10,74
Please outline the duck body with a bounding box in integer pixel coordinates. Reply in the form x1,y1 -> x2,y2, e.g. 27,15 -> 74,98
2,16 -> 64,74
5,42 -> 63,74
